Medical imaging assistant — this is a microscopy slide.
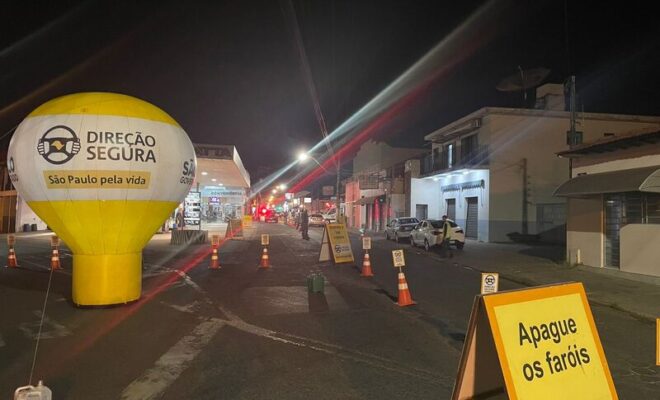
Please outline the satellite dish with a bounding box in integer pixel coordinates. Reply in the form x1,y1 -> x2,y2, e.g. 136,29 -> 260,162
496,67 -> 551,92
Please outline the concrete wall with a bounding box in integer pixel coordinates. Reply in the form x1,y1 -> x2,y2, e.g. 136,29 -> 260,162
16,197 -> 48,232
410,178 -> 441,220
566,196 -> 603,268
353,140 -> 424,174
620,224 -> 660,277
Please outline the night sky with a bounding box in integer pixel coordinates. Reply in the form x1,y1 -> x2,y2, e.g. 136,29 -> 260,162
1,0 -> 659,182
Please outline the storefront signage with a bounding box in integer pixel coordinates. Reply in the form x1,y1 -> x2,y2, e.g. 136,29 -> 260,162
322,186 -> 334,196
441,179 -> 485,192
184,191 -> 201,226
453,282 -> 617,400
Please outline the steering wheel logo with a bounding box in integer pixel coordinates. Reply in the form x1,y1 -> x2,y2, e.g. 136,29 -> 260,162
37,125 -> 81,165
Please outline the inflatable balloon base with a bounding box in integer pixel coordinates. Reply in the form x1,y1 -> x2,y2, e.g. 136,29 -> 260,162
72,253 -> 142,306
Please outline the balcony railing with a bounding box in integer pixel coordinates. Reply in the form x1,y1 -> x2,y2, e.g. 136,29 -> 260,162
420,145 -> 489,176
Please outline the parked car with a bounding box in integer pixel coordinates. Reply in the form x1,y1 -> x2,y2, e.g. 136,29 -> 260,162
409,219 -> 466,251
309,213 -> 326,227
321,208 -> 337,223
385,217 -> 419,242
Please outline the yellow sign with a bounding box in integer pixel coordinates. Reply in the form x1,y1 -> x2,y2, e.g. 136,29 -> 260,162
453,282 -> 617,400
261,234 -> 269,246
50,235 -> 60,248
325,223 -> 354,264
481,273 -> 499,294
211,235 -> 220,247
656,319 -> 660,366
43,170 -> 151,189
392,249 -> 405,267
242,215 -> 252,228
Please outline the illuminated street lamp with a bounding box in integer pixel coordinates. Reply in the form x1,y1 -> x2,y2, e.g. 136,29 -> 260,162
272,189 -> 277,194
278,184 -> 287,191
297,151 -> 329,173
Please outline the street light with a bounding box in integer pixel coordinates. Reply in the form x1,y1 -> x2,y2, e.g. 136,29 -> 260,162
297,150 -> 342,218
271,189 -> 277,194
297,151 -> 329,173
279,184 -> 287,191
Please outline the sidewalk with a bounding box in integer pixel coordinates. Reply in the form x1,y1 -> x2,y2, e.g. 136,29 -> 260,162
356,230 -> 659,322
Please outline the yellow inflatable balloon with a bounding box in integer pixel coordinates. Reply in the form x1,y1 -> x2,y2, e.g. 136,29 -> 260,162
8,93 -> 196,306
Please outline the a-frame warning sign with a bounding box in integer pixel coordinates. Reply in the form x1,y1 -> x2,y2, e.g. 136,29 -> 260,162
453,282 -> 617,400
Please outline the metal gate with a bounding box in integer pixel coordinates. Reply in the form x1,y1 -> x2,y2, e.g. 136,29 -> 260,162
604,193 -> 642,268
465,197 -> 478,239
446,198 -> 456,220
415,204 -> 428,220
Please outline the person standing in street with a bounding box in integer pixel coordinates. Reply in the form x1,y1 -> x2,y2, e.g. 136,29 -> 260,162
440,215 -> 453,258
301,208 -> 310,240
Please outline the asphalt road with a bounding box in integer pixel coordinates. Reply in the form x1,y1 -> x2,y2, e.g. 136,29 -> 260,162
0,224 -> 657,399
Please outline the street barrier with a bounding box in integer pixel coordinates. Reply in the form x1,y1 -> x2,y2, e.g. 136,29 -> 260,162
209,235 -> 221,269
361,236 -> 374,277
361,252 -> 374,277
392,249 -> 415,307
5,234 -> 17,268
6,247 -> 18,268
50,235 -> 61,270
396,271 -> 415,307
259,247 -> 270,269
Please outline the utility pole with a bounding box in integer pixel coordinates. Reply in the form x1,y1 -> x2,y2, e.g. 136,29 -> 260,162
568,75 -> 577,181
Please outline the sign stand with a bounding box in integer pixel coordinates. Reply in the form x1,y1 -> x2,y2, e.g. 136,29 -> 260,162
453,282 -> 617,400
318,223 -> 354,264
318,226 -> 332,263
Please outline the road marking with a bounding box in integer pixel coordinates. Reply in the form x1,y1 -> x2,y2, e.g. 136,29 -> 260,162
120,318 -> 225,400
121,257 -> 450,399
162,300 -> 200,314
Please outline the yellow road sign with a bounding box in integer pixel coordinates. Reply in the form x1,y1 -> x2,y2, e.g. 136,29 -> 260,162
453,282 -> 617,400
325,224 -> 354,264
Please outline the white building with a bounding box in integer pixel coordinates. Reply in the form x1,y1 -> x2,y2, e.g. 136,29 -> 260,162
411,84 -> 660,242
555,129 -> 660,277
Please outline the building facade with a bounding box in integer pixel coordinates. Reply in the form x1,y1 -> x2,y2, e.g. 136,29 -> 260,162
345,140 -> 424,231
555,130 -> 660,277
412,84 -> 660,242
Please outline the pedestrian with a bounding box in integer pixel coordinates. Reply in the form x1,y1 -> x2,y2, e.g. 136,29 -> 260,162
175,207 -> 185,230
301,208 -> 310,240
440,215 -> 453,258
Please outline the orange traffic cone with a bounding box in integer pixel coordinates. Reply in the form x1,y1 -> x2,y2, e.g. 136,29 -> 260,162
360,251 -> 374,277
209,246 -> 220,269
50,248 -> 61,270
397,271 -> 416,307
6,247 -> 17,268
259,247 -> 270,269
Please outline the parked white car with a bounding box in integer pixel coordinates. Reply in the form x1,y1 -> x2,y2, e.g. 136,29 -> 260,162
409,219 -> 466,251
384,217 -> 419,242
321,209 -> 337,223
309,213 -> 326,227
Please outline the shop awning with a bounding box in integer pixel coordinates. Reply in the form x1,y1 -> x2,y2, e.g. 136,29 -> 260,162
554,166 -> 660,197
356,195 -> 380,205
